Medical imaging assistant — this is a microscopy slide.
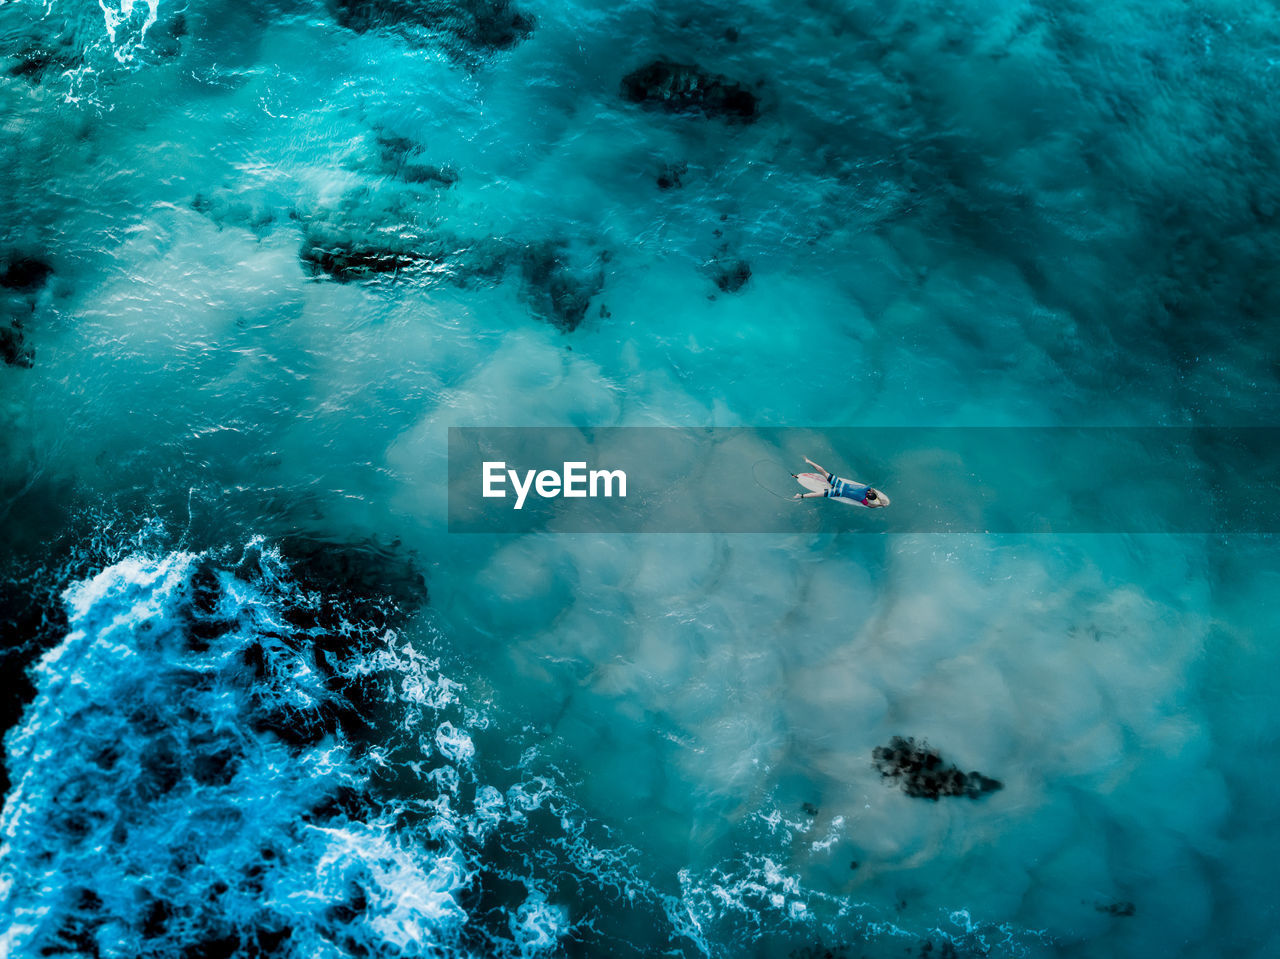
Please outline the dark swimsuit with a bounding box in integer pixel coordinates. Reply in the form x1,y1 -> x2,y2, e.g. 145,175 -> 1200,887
824,472 -> 872,503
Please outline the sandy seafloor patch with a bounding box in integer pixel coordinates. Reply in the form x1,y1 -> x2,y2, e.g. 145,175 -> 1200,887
1,0 -> 1278,956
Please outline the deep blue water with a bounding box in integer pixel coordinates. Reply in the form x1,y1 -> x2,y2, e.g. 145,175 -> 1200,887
2,1 -> 1279,956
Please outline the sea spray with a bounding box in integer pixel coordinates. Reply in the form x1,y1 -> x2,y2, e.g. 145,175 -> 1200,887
3,0 -> 1278,954
0,546 -> 550,958
0,538 -> 1059,958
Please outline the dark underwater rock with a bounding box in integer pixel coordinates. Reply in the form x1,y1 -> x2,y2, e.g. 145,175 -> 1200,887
191,190 -> 278,236
184,561 -> 236,651
621,59 -> 759,121
1097,900 -> 1136,917
325,882 -> 369,925
712,258 -> 751,293
919,941 -> 959,959
296,208 -> 604,329
1,256 -> 52,291
275,534 -> 428,626
788,946 -> 853,959
254,926 -> 292,953
872,736 -> 1003,801
516,240 -> 605,331
8,51 -> 58,80
332,0 -> 534,51
300,236 -> 430,283
190,746 -> 240,787
250,700 -> 351,748
656,161 -> 687,189
376,134 -> 459,187
306,784 -> 371,823
141,897 -> 173,938
1,323 -> 34,368
8,44 -> 78,83
1,256 -> 51,367
459,236 -> 607,330
42,888 -> 105,957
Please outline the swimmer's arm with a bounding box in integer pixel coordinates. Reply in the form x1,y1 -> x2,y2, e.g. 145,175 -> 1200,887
794,491 -> 826,499
803,456 -> 828,475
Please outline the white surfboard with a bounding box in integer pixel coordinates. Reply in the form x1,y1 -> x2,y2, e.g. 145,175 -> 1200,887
795,472 -> 889,508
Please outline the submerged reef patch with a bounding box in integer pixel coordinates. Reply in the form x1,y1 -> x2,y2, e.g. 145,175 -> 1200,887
6,44 -> 79,83
300,232 -> 436,283
0,323 -> 33,368
513,239 -> 606,331
656,160 -> 688,189
331,0 -> 534,52
296,217 -> 605,330
711,257 -> 751,293
374,132 -> 460,188
1097,901 -> 1136,917
0,544 -> 565,957
275,533 -> 428,629
1,257 -> 53,292
1,255 -> 52,368
872,736 -> 1003,801
190,191 -> 280,237
621,59 -> 760,122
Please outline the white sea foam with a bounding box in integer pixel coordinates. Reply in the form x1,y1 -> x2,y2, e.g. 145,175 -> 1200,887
0,548 -> 587,958
2,0 -> 1278,954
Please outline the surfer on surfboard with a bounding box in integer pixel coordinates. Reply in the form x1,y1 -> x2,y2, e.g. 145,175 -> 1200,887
793,457 -> 889,508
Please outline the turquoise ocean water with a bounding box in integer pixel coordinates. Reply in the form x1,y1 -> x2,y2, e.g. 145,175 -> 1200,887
1,1 -> 1278,956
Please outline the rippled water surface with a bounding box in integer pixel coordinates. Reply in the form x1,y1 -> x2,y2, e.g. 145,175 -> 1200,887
2,1 -> 1279,956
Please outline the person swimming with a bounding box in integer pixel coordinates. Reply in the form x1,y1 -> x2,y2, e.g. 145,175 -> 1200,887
793,456 -> 889,507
